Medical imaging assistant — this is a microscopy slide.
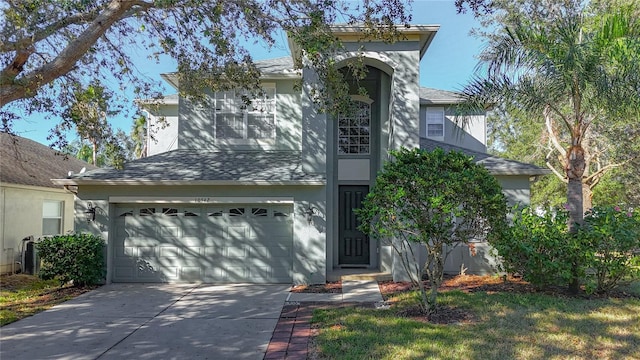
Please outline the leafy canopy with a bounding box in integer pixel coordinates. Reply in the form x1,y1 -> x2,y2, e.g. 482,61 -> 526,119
1,0 -> 412,131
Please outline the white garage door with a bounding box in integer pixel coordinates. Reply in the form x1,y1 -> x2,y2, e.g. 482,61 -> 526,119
112,204 -> 293,283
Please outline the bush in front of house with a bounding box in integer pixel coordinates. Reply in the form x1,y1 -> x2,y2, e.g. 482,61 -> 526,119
579,206 -> 640,294
36,233 -> 105,286
357,147 -> 509,315
493,207 -> 587,289
493,205 -> 640,294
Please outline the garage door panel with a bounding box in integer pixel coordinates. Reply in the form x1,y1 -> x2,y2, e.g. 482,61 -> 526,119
204,246 -> 221,257
182,226 -> 202,238
158,246 -> 181,258
180,267 -> 201,281
159,226 -> 180,237
138,247 -> 156,258
226,246 -> 247,258
113,204 -> 293,283
222,266 -> 250,282
227,226 -> 247,240
182,246 -> 203,258
156,265 -> 179,280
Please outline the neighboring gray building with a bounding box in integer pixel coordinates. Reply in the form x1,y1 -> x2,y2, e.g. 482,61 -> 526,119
54,25 -> 548,284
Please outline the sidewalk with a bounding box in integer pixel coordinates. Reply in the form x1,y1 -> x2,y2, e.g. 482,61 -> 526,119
264,279 -> 385,360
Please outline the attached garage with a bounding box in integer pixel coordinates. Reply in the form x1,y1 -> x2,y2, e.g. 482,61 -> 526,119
111,203 -> 293,283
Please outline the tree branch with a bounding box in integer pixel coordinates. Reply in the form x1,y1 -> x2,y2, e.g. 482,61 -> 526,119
584,160 -> 630,187
544,106 -> 567,157
546,148 -> 569,183
0,0 -> 154,106
0,12 -> 100,53
0,46 -> 34,84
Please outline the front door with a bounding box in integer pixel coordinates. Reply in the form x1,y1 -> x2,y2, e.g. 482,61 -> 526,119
338,185 -> 370,265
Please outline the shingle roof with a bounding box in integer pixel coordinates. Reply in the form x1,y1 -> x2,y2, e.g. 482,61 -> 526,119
55,150 -> 325,185
419,87 -> 464,105
1,132 -> 96,188
254,56 -> 298,75
420,138 -> 550,176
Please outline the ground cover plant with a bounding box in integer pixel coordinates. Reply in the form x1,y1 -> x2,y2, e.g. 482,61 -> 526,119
0,274 -> 97,326
310,275 -> 640,360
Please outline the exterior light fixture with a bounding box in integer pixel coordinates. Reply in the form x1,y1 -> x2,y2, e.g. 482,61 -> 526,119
84,202 -> 97,222
304,205 -> 318,224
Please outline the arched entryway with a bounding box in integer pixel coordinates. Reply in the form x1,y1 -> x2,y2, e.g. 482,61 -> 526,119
334,65 -> 391,268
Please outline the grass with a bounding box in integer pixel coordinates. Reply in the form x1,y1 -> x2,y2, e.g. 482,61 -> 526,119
0,274 -> 96,326
311,283 -> 640,360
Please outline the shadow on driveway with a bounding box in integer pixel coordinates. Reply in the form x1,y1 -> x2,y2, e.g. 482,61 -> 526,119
1,283 -> 290,360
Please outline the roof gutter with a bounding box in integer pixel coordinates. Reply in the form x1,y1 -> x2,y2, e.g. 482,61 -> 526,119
52,179 -> 326,186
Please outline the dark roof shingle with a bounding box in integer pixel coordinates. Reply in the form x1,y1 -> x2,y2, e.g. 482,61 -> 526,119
420,137 -> 550,176
63,150 -> 324,184
419,87 -> 464,105
1,132 -> 96,188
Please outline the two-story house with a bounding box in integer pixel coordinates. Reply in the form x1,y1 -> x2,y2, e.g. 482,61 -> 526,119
54,25 -> 548,284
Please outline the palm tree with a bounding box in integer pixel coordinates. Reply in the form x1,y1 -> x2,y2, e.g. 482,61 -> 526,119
461,4 -> 640,230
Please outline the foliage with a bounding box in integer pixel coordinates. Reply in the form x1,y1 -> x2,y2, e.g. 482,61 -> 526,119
36,233 -> 106,286
51,81 -> 127,168
494,206 -> 640,294
495,207 -> 587,288
487,103 -> 640,210
455,0 -> 640,237
357,147 -> 508,314
1,0 -> 412,130
579,206 -> 640,294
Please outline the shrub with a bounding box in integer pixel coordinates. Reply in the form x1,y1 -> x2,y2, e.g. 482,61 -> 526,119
36,233 -> 105,286
579,206 -> 640,294
357,148 -> 508,315
492,207 -> 587,289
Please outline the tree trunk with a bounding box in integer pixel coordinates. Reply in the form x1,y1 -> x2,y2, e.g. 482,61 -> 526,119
582,185 -> 593,214
566,144 -> 586,293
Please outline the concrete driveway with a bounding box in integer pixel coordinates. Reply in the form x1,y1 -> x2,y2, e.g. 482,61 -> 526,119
0,283 -> 290,360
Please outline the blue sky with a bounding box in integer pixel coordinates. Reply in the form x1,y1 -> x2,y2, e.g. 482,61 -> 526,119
12,0 -> 484,145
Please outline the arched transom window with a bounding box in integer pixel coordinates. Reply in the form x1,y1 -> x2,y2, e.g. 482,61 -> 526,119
338,96 -> 372,155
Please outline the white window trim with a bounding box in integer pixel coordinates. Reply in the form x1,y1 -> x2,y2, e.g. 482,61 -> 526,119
42,200 -> 63,236
425,107 -> 445,139
213,83 -> 276,142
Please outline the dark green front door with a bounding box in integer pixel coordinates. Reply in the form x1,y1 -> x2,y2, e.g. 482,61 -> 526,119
339,185 -> 370,265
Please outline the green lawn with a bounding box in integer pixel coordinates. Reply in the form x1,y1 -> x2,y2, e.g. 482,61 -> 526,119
311,287 -> 640,360
0,274 -> 95,326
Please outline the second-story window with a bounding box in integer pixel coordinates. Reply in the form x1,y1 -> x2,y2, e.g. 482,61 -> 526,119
338,96 -> 372,155
425,107 -> 445,138
213,84 -> 276,140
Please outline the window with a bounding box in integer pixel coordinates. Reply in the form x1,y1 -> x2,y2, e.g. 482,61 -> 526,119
213,84 -> 276,140
425,107 -> 445,138
42,201 -> 63,235
338,97 -> 372,155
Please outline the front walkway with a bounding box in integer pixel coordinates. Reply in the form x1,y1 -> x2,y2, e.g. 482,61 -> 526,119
264,279 -> 385,360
